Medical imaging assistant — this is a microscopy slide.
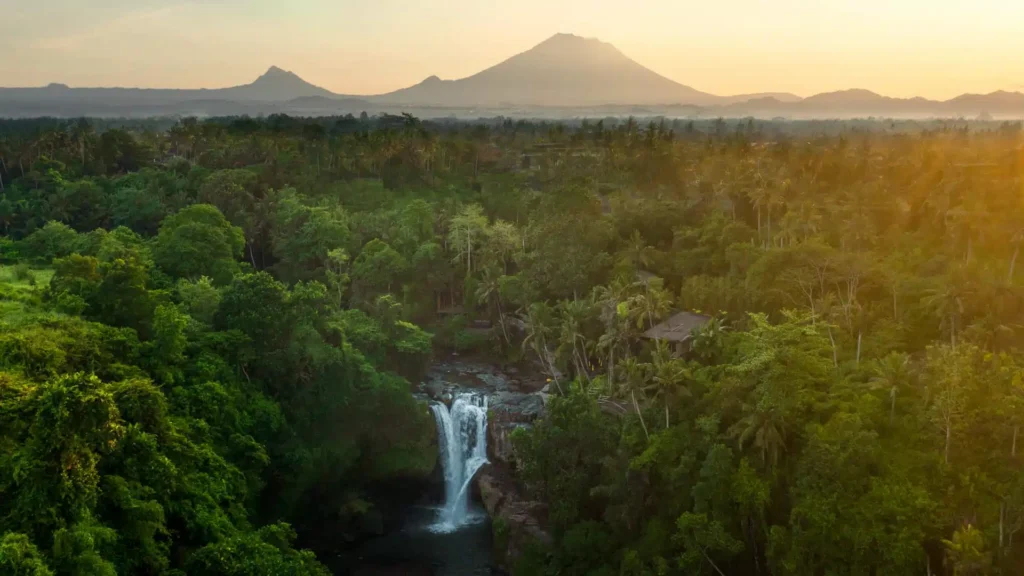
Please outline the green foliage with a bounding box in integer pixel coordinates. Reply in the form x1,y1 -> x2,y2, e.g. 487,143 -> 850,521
5,115 -> 1024,574
493,517 -> 510,564
20,221 -> 80,263
145,304 -> 188,384
12,263 -> 33,283
270,189 -> 351,284
153,204 -> 244,285
185,523 -> 330,576
175,276 -> 221,325
0,533 -> 53,576
51,521 -> 118,576
513,393 -> 616,533
351,238 -> 407,303
215,271 -> 290,371
943,524 -> 991,576
674,512 -> 743,574
48,251 -> 156,334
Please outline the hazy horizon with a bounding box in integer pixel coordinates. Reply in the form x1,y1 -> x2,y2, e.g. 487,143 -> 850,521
4,0 -> 1024,99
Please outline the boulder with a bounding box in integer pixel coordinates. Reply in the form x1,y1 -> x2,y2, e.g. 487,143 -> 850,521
424,380 -> 446,401
489,390 -> 545,420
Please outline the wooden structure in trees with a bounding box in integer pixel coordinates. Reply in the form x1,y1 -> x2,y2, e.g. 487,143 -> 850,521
641,310 -> 712,356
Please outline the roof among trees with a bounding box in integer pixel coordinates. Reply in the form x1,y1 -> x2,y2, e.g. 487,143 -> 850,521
641,311 -> 712,342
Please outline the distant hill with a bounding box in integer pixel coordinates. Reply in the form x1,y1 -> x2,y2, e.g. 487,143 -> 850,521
371,33 -> 722,107
944,90 -> 1024,115
0,66 -> 343,117
0,66 -> 335,104
719,92 -> 804,105
718,88 -> 1024,119
2,36 -> 1024,119
216,66 -> 337,101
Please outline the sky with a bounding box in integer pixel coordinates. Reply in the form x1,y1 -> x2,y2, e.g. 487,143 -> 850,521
3,0 -> 1024,100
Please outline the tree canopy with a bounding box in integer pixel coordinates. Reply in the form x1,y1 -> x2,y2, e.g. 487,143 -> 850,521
1,113 -> 1023,574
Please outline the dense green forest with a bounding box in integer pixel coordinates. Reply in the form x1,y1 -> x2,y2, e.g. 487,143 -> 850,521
1,114 -> 1023,575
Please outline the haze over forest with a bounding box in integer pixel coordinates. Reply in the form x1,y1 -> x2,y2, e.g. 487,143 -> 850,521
2,32 -> 1024,119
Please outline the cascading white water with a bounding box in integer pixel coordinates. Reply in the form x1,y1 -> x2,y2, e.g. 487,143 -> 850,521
429,392 -> 488,532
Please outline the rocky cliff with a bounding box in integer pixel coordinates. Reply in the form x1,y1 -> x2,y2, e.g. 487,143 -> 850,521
477,463 -> 550,570
418,357 -> 551,571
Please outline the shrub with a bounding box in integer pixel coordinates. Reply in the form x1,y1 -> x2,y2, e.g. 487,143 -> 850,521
13,263 -> 34,283
454,328 -> 486,352
20,221 -> 80,263
0,238 -> 20,262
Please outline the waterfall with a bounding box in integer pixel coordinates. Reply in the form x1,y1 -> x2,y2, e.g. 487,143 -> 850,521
429,392 -> 488,531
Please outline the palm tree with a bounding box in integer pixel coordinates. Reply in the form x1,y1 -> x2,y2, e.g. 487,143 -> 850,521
647,339 -> 693,428
1009,228 -> 1024,284
620,230 -> 656,271
448,204 -> 488,275
595,310 -> 627,396
0,136 -> 11,191
690,315 -> 730,363
522,303 -> 561,394
68,118 -> 94,170
964,310 -> 1019,352
630,276 -> 672,331
620,356 -> 650,441
475,267 -> 510,345
731,406 -> 787,469
747,181 -> 770,246
556,299 -> 594,387
592,275 -> 640,392
871,352 -> 912,425
923,269 -> 974,349
324,248 -> 349,307
763,173 -> 790,246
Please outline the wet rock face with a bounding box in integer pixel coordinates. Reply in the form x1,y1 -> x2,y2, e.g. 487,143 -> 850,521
417,357 -> 550,571
477,464 -> 550,570
420,358 -> 548,396
489,390 -> 544,420
487,418 -> 529,465
418,358 -> 548,467
419,359 -> 547,433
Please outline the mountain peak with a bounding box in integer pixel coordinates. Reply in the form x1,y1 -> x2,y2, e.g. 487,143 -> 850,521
217,66 -> 336,101
540,33 -> 604,45
531,33 -> 620,56
257,66 -> 297,81
374,32 -> 716,107
544,32 -> 590,43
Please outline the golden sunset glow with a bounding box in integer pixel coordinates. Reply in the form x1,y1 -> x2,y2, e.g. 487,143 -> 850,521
5,0 -> 1024,98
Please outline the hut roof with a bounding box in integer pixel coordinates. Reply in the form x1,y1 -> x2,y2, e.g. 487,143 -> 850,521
641,311 -> 712,342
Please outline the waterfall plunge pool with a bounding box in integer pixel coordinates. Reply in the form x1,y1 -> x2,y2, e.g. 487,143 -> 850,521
340,390 -> 498,575
345,504 -> 494,576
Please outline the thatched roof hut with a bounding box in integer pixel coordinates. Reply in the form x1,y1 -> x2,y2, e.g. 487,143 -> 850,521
641,311 -> 712,354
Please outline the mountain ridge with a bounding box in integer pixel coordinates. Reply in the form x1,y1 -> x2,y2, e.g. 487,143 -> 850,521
2,34 -> 1023,118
